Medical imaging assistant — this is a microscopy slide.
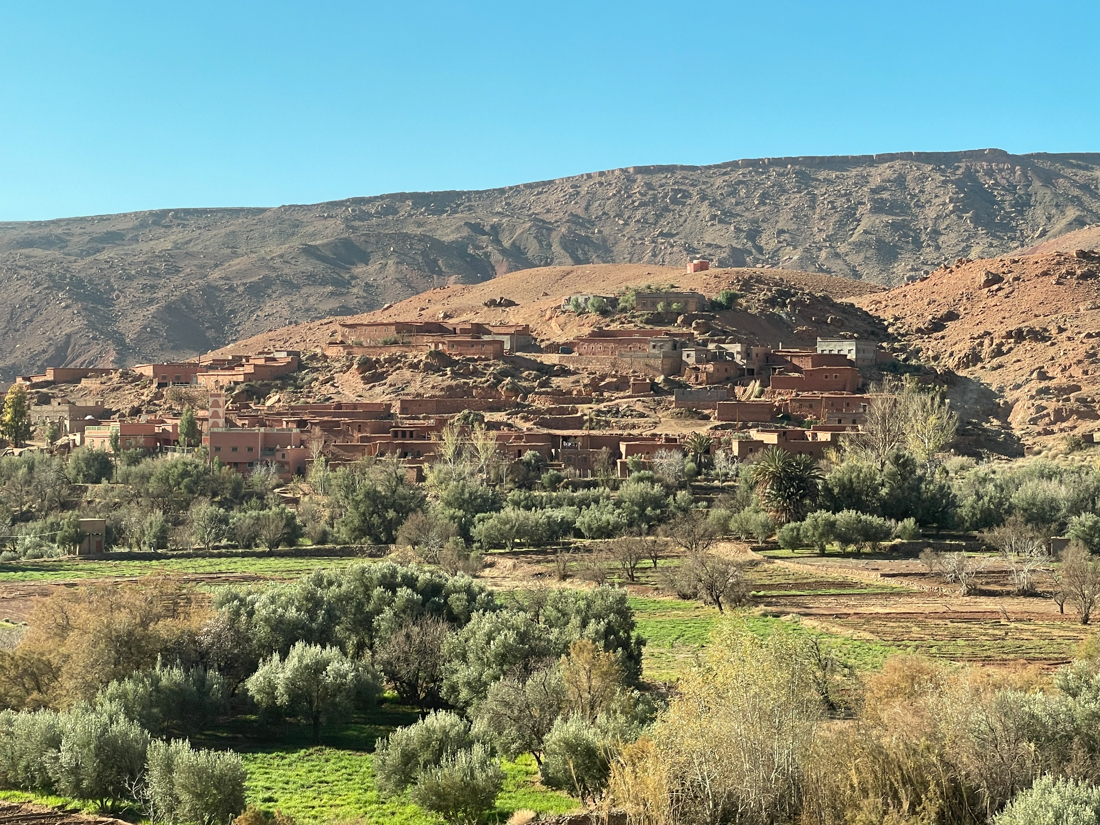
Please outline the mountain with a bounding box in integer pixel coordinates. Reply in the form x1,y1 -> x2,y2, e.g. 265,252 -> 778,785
4,148 -> 1100,378
856,249 -> 1100,445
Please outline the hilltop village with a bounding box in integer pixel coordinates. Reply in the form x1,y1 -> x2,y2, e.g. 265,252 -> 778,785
13,260 -> 893,485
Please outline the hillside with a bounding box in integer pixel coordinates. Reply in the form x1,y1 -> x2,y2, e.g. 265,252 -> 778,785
857,250 -> 1100,444
4,149 -> 1100,379
212,263 -> 884,357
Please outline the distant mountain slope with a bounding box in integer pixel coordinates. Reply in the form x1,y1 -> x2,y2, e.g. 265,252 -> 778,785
4,148 -> 1100,378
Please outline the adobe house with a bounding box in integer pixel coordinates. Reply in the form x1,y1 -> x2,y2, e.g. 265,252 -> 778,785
204,426 -> 309,478
633,291 -> 707,313
770,366 -> 862,394
30,399 -> 108,436
686,259 -> 710,273
436,336 -> 505,360
684,361 -> 745,386
728,427 -> 849,460
816,337 -> 880,367
76,519 -> 107,555
133,362 -> 205,385
85,422 -> 169,452
782,394 -> 869,426
714,400 -> 778,423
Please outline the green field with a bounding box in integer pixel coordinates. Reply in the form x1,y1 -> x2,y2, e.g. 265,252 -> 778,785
0,555 -> 363,584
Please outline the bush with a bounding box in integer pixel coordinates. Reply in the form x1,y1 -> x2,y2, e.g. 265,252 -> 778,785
0,708 -> 63,791
576,500 -> 628,540
894,517 -> 921,541
776,522 -> 803,550
374,711 -> 473,796
246,642 -> 379,743
409,744 -> 504,825
473,508 -> 550,550
1069,513 -> 1100,554
68,448 -> 114,485
995,775 -> 1100,825
144,738 -> 247,825
48,708 -> 150,810
728,507 -> 775,544
541,713 -> 640,804
95,661 -> 228,737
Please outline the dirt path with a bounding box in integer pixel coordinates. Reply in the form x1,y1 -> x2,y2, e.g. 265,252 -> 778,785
0,802 -> 128,825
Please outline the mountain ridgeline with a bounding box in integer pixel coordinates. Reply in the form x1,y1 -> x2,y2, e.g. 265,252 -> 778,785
3,148 -> 1100,377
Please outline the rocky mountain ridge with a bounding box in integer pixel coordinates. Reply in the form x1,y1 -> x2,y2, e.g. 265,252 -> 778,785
4,148 -> 1100,378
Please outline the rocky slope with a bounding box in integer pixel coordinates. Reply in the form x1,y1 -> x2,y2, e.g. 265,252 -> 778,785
857,251 -> 1100,444
4,149 -> 1100,379
212,263 -> 885,357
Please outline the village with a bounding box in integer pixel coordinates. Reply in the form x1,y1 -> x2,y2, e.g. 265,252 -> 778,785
14,260 -> 889,486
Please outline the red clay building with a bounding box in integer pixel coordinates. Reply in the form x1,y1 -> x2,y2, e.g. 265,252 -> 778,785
770,366 -> 861,394
204,427 -> 309,478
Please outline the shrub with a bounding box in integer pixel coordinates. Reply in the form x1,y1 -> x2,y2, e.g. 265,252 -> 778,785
894,517 -> 921,541
144,738 -> 247,825
409,744 -> 504,825
471,667 -> 565,763
246,642 -> 379,743
68,447 -> 114,485
374,711 -> 473,796
995,775 -> 1100,825
776,522 -> 803,550
0,708 -> 63,791
728,507 -> 775,545
541,713 -> 639,804
95,661 -> 228,737
48,708 -> 150,810
576,500 -> 627,540
1069,513 -> 1100,554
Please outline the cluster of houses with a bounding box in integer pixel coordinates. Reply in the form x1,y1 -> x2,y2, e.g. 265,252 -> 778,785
18,277 -> 888,482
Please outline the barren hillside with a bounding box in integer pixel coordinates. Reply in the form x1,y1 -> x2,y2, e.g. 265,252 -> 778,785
857,251 -> 1100,443
4,149 -> 1100,379
211,263 -> 886,357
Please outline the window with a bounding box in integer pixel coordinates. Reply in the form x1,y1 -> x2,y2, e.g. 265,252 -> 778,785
214,446 -> 221,452
231,446 -> 238,452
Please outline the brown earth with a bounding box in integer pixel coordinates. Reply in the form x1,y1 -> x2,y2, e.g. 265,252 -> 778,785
856,250 -> 1100,445
212,263 -> 885,357
4,149 -> 1100,380
0,801 -> 128,825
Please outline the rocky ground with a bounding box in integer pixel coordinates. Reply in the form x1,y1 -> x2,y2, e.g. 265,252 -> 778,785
857,250 -> 1100,445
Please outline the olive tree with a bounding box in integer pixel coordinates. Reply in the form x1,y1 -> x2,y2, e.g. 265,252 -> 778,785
246,642 -> 379,742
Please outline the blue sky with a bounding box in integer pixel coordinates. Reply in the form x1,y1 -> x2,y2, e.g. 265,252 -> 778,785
1,1 -> 1097,221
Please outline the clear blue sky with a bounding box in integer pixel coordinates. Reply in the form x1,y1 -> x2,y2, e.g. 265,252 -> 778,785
2,1 -> 1097,221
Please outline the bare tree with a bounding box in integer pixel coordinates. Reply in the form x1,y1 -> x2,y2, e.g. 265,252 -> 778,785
905,387 -> 959,464
941,551 -> 983,596
608,536 -> 649,582
853,379 -> 908,469
661,510 -> 718,557
1061,544 -> 1100,624
852,377 -> 957,468
919,547 -> 943,576
982,516 -> 1050,596
681,552 -> 750,613
396,510 -> 459,563
650,449 -> 686,486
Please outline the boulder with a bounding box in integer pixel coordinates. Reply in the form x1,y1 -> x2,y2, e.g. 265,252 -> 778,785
978,270 -> 1004,288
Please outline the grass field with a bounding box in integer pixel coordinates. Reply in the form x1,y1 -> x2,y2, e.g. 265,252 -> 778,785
209,705 -> 576,825
0,555 -> 363,584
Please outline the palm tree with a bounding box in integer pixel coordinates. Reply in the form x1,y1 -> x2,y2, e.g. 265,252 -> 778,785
684,432 -> 715,471
748,447 -> 823,523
